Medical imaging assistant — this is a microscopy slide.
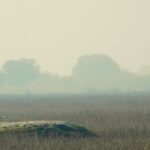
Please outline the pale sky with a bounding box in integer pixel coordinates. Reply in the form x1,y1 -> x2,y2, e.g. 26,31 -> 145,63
0,0 -> 150,76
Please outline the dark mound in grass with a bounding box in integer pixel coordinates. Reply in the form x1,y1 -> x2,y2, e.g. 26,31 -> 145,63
0,121 -> 96,137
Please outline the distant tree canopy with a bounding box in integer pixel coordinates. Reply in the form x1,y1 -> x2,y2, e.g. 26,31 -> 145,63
0,72 -> 4,85
0,54 -> 150,94
72,55 -> 121,79
70,55 -> 123,92
2,59 -> 40,86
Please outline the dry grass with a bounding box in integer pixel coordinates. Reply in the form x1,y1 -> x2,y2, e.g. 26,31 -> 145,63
0,94 -> 150,150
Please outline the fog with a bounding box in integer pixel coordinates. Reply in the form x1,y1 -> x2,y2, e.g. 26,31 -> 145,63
1,0 -> 150,75
0,54 -> 150,94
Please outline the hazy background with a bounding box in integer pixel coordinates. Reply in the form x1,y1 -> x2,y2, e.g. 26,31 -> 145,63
0,0 -> 150,94
0,0 -> 150,75
0,55 -> 150,94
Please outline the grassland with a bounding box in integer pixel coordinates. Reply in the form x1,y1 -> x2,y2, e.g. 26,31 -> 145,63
0,94 -> 150,150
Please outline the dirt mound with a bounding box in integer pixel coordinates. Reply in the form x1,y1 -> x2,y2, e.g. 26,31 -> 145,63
0,121 -> 96,137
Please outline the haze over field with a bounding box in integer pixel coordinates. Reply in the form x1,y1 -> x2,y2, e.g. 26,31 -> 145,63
1,1 -> 150,150
0,0 -> 150,94
0,55 -> 150,94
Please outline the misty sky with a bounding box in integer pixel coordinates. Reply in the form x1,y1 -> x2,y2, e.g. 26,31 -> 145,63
0,0 -> 150,75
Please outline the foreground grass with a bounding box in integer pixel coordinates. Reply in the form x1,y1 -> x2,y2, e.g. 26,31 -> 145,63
0,94 -> 150,150
1,135 -> 150,150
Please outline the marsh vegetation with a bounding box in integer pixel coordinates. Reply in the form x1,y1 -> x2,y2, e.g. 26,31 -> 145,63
0,94 -> 150,150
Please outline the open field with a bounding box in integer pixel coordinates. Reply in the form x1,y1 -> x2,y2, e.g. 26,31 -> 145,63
0,94 -> 150,150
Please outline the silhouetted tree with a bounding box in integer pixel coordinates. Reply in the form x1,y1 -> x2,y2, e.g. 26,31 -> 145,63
0,72 -> 4,85
2,59 -> 40,86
